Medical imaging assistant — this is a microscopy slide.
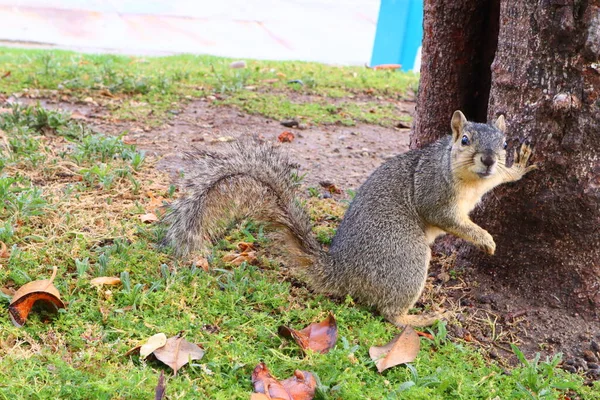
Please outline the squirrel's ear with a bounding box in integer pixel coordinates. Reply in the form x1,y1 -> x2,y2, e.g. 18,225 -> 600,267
451,110 -> 467,141
494,115 -> 507,133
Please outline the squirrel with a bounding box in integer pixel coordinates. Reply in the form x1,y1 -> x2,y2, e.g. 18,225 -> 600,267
162,110 -> 537,327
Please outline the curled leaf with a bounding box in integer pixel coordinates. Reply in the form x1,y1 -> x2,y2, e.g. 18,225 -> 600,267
140,213 -> 158,223
278,131 -> 295,143
194,257 -> 210,272
252,363 -> 316,400
140,333 -> 168,358
0,241 -> 9,258
153,335 -> 205,375
222,251 -> 257,266
8,266 -> 65,327
278,313 -> 338,354
252,363 -> 292,400
90,276 -> 121,287
369,326 -> 420,373
281,370 -> 317,400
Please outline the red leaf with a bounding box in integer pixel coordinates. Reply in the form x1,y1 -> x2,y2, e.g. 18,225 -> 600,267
278,313 -> 338,354
278,131 -> 295,143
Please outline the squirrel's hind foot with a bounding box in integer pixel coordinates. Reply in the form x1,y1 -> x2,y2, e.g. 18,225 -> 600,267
391,311 -> 450,328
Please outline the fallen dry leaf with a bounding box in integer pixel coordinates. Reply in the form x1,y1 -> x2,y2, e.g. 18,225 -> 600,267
90,277 -> 121,287
0,241 -> 9,258
146,192 -> 166,213
280,370 -> 317,400
369,326 -> 420,373
1,71 -> 11,79
70,110 -> 87,120
140,333 -> 168,358
222,251 -> 258,266
237,242 -> 256,252
8,266 -> 65,327
252,362 -> 316,400
140,213 -> 158,223
155,371 -> 166,400
252,363 -> 292,400
153,335 -> 205,375
194,257 -> 210,272
319,181 -> 342,194
278,313 -> 338,354
370,63 -> 402,70
250,394 -> 270,400
278,131 -> 295,143
416,330 -> 434,340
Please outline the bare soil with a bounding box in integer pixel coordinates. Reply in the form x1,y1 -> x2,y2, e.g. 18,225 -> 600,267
19,97 -> 600,381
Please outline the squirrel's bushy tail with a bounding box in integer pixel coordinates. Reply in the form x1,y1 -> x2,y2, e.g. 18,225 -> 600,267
162,139 -> 326,270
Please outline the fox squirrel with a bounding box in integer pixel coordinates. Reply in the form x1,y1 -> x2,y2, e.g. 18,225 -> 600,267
163,111 -> 537,327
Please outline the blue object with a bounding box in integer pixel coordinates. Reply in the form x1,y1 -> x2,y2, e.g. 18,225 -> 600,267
371,0 -> 424,72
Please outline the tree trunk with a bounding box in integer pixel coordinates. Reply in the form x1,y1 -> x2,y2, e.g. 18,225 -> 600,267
476,1 -> 600,317
411,0 -> 500,147
414,0 -> 600,321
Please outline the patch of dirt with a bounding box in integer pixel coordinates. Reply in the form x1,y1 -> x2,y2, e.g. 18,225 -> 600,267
14,97 -> 600,381
31,97 -> 412,191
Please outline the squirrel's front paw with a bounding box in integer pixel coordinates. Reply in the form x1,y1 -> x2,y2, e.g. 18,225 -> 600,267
513,143 -> 538,175
477,231 -> 496,255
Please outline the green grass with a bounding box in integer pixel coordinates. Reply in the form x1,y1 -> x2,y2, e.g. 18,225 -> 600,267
0,48 -> 417,127
0,56 -> 597,399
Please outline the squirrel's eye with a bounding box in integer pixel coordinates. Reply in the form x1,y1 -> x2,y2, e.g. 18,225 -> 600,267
461,135 -> 470,146
503,141 -> 508,149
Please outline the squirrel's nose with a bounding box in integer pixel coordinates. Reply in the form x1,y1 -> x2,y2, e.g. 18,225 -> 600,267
481,155 -> 495,167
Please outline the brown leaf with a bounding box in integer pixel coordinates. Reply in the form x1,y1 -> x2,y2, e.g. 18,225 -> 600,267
252,363 -> 316,400
250,394 -> 271,400
146,193 -> 166,213
251,363 -> 293,400
280,370 -> 317,400
70,110 -> 87,120
237,242 -> 256,252
278,313 -> 338,354
0,241 -> 9,258
153,335 -> 205,375
370,64 -> 402,71
140,213 -> 158,223
318,181 -> 342,194
1,287 -> 15,296
222,251 -> 257,266
124,345 -> 142,357
1,71 -> 11,79
155,371 -> 166,400
416,330 -> 434,340
278,131 -> 295,143
140,333 -> 168,358
194,257 -> 210,272
369,326 -> 420,373
90,277 -> 121,287
8,266 -> 65,327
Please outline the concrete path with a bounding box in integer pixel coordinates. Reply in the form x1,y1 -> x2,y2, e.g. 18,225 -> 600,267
0,0 -> 380,65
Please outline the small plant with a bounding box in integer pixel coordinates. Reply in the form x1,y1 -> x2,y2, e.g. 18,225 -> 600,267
0,177 -> 48,220
307,187 -> 320,198
427,320 -> 448,349
511,344 -> 577,398
397,364 -> 441,392
75,257 -> 90,278
120,270 -> 145,309
96,253 -> 110,276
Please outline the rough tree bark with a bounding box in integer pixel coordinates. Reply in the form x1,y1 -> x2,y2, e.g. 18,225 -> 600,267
414,0 -> 600,319
412,0 -> 500,147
